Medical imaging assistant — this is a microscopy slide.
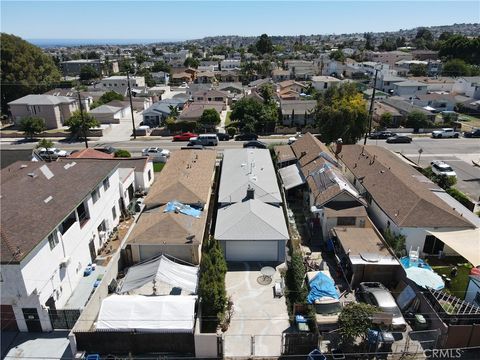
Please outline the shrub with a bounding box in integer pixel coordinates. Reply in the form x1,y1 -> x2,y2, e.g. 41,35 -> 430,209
227,127 -> 237,137
114,149 -> 131,158
338,303 -> 377,345
19,116 -> 46,139
446,188 -> 473,209
383,228 -> 406,257
285,249 -> 307,309
36,138 -> 53,149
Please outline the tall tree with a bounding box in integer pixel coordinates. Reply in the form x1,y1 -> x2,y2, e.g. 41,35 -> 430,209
409,64 -> 428,77
19,116 -> 46,139
64,110 -> 100,140
255,34 -> 273,55
79,65 -> 100,81
198,108 -> 221,131
442,59 -> 471,77
1,33 -> 61,114
405,110 -> 431,133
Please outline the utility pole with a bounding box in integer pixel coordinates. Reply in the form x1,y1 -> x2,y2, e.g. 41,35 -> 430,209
77,90 -> 88,148
126,71 -> 136,140
364,67 -> 379,145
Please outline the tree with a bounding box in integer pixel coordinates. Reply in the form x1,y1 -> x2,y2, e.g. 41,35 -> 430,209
114,149 -> 131,158
314,83 -> 368,144
19,116 -> 46,139
231,97 -> 277,134
405,111 -> 431,133
64,110 -> 100,140
255,34 -> 273,55
151,61 -> 172,74
364,33 -> 374,51
379,112 -> 393,128
86,51 -> 100,59
168,105 -> 180,120
199,108 -> 221,130
36,138 -> 53,149
258,83 -> 275,105
79,65 -> 100,81
1,33 -> 61,114
410,64 -> 428,77
184,57 -> 200,69
414,27 -> 434,49
338,303 -> 377,345
438,35 -> 480,64
442,59 -> 471,77
330,50 -> 346,62
90,91 -> 124,109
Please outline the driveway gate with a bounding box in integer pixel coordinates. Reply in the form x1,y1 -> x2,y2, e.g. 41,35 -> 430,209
48,309 -> 81,330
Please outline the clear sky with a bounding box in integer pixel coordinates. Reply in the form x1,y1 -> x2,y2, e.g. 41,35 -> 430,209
1,1 -> 479,40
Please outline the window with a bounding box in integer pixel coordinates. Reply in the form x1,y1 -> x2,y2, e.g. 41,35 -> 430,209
77,202 -> 90,227
59,211 -> 76,235
148,170 -> 152,181
48,231 -> 60,250
112,206 -> 117,220
337,217 -> 356,226
103,177 -> 110,191
91,188 -> 100,204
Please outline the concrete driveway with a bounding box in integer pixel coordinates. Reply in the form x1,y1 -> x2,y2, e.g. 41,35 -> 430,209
223,262 -> 291,358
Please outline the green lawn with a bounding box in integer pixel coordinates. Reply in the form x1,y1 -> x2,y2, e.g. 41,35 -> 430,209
431,263 -> 472,299
225,111 -> 232,126
153,162 -> 165,172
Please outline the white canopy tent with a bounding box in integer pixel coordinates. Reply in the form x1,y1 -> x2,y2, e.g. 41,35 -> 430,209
118,255 -> 199,294
427,229 -> 480,267
97,295 -> 197,332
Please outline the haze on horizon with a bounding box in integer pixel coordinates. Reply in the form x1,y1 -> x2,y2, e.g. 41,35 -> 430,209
1,1 -> 479,41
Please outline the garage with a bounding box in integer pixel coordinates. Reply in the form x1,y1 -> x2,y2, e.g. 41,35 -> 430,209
223,240 -> 284,262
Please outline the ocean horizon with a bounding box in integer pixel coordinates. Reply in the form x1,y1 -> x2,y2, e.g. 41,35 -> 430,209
28,38 -> 186,48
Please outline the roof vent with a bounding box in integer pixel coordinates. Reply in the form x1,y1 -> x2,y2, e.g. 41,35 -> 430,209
27,172 -> 37,178
246,185 -> 255,200
20,164 -> 28,169
44,196 -> 53,204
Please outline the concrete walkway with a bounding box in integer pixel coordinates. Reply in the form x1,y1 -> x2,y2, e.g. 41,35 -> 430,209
223,262 -> 290,358
217,105 -> 230,134
1,331 -> 71,360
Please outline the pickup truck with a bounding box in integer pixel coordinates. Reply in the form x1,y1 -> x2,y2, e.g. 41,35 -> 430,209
431,128 -> 460,138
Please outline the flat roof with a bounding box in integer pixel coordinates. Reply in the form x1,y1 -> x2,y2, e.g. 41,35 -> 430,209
332,227 -> 395,259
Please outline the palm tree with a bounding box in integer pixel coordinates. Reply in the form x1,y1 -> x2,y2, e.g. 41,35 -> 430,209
168,105 -> 180,120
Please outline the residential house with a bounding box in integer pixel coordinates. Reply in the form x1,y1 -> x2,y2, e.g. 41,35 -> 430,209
365,51 -> 413,67
192,89 -> 228,105
220,59 -> 241,70
151,71 -> 169,85
170,72 -> 194,85
88,103 -> 130,124
452,77 -> 480,100
215,149 -> 288,262
272,69 -> 291,82
311,76 -> 341,91
381,97 -> 436,123
337,145 -> 476,256
410,77 -> 455,92
216,69 -> 241,83
411,50 -> 439,61
372,101 -> 403,127
413,93 -> 457,112
284,60 -> 317,80
274,145 -> 296,169
98,76 -> 146,96
0,161 -> 121,332
60,59 -> 119,76
8,94 -> 79,129
392,80 -> 428,99
142,98 -> 187,127
196,71 -> 216,84
124,150 -> 216,264
376,74 -> 406,93
178,102 -> 224,122
280,100 -> 317,126
277,80 -> 308,100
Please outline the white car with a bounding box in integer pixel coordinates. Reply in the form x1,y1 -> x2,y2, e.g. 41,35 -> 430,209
38,147 -> 68,159
431,160 -> 457,178
142,147 -> 170,162
431,128 -> 460,138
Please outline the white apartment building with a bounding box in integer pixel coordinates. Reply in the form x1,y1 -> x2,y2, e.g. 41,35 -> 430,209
99,76 -> 146,95
220,59 -> 241,70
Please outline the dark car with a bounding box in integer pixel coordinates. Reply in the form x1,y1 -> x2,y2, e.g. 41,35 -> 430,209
243,140 -> 267,149
369,131 -> 396,139
386,135 -> 412,144
235,133 -> 258,141
95,146 -> 117,154
216,132 -> 230,141
464,129 -> 480,138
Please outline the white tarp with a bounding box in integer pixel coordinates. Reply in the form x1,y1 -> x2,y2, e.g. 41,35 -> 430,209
279,163 -> 305,190
118,255 -> 199,294
427,229 -> 480,267
97,295 -> 197,332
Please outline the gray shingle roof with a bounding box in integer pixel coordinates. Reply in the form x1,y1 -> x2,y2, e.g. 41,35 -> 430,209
8,94 -> 76,106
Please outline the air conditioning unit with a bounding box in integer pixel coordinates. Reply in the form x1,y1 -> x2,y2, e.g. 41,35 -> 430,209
59,257 -> 71,268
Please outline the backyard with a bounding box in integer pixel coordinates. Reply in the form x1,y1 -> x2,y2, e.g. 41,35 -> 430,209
153,162 -> 165,172
428,258 -> 473,299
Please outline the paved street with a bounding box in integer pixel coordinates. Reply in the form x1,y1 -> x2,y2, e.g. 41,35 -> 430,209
364,137 -> 480,201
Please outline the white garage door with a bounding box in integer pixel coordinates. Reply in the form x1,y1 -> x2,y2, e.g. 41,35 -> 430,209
225,241 -> 279,262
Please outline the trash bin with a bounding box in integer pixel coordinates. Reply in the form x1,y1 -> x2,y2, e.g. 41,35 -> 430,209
379,331 -> 395,352
414,314 -> 428,331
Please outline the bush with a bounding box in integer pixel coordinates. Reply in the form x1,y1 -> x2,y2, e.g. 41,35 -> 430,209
338,303 -> 377,345
446,188 -> 473,209
420,166 -> 457,190
19,116 -> 46,139
227,127 -> 237,137
114,149 -> 131,158
36,138 -> 53,149
383,228 -> 406,257
285,249 -> 307,309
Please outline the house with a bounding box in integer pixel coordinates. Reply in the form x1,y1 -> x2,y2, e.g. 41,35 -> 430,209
196,71 -> 216,84
171,72 -> 194,85
0,149 -> 40,169
410,77 -> 455,92
284,60 -> 317,80
192,89 -> 228,105
280,100 -> 317,126
413,93 -> 457,112
452,76 -> 480,100
88,103 -> 130,124
124,150 -> 216,264
381,97 -> 436,123
8,94 -> 79,129
215,149 -> 288,262
151,71 -> 169,84
0,161 -> 121,332
272,69 -> 291,82
411,50 -> 439,61
311,76 -> 341,91
376,74 -> 406,93
220,59 -> 241,70
365,51 -> 413,67
392,80 -> 428,99
60,59 -> 118,76
178,102 -> 224,122
337,145 -> 476,256
274,145 -> 296,169
372,101 -> 403,127
216,69 -> 241,83
142,98 -> 187,127
98,76 -> 145,96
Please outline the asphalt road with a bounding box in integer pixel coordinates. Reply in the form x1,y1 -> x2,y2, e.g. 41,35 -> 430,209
364,137 -> 480,201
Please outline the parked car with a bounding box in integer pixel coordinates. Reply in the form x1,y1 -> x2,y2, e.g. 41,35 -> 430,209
172,132 -> 198,141
235,133 -> 258,141
216,132 -> 230,141
197,134 -> 218,146
431,160 -> 457,178
243,140 -> 267,149
142,147 -> 170,162
369,131 -> 397,139
464,129 -> 480,138
288,137 -> 297,145
187,137 -> 202,146
386,135 -> 412,143
95,146 -> 117,154
38,147 -> 68,159
431,128 -> 460,138
357,282 -> 407,332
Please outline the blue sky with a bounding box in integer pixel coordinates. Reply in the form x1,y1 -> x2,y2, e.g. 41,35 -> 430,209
1,1 -> 479,40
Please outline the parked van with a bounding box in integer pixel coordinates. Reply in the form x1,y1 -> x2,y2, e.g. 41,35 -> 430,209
197,134 -> 218,146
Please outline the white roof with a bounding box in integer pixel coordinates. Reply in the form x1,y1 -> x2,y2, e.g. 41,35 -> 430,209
89,104 -> 123,114
218,149 -> 282,204
427,229 -> 480,267
279,163 -> 305,190
311,76 -> 341,82
97,295 -> 197,332
8,94 -> 75,106
215,199 -> 289,241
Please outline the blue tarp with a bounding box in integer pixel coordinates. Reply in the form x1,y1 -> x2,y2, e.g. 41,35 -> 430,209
164,201 -> 202,218
307,272 -> 339,304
